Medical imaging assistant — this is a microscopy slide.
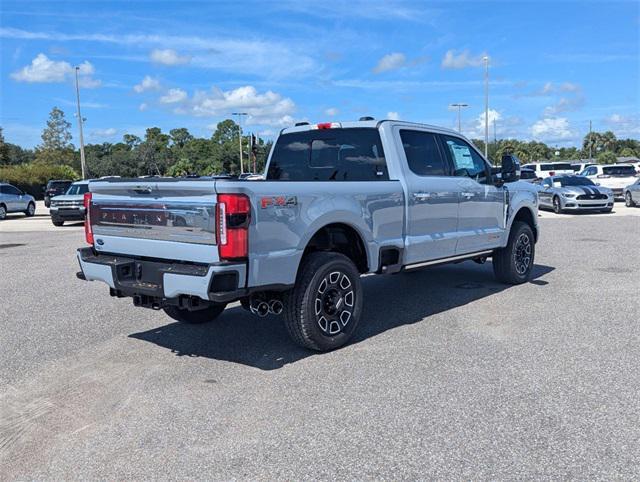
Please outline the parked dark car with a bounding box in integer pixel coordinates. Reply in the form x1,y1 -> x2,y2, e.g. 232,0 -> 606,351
44,180 -> 73,207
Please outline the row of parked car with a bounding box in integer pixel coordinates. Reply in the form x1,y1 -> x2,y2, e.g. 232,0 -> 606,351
519,161 -> 640,213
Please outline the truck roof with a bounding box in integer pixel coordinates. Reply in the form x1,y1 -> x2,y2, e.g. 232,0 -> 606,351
280,119 -> 461,137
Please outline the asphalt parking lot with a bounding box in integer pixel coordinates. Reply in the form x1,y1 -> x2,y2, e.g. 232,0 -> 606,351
1,202 -> 639,479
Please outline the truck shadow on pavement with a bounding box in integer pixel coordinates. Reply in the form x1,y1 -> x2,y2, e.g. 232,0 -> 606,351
130,262 -> 554,370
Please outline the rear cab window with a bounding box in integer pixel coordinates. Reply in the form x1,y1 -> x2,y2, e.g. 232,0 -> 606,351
267,128 -> 388,181
399,130 -> 448,176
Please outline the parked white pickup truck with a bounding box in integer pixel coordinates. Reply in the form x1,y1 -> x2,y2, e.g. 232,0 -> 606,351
579,164 -> 638,199
76,119 -> 540,351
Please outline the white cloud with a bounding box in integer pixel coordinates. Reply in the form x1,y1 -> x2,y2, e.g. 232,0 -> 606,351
603,114 -> 640,137
91,127 -> 117,138
150,48 -> 191,66
464,109 -> 502,138
543,96 -> 585,115
324,107 -> 339,117
387,111 -> 400,120
139,103 -> 148,111
0,28 -> 317,79
531,117 -> 574,141
373,52 -> 406,73
133,75 -> 161,93
176,85 -> 296,127
441,50 -> 487,69
10,53 -> 100,87
160,88 -> 188,104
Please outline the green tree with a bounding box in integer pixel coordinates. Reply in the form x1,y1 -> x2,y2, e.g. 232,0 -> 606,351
597,151 -> 617,164
600,131 -> 617,151
619,147 -> 638,158
122,134 -> 141,149
0,127 -> 8,164
169,128 -> 194,148
40,107 -> 72,150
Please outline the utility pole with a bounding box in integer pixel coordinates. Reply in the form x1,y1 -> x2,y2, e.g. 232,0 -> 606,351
483,55 -> 489,159
232,112 -> 247,174
589,121 -> 593,162
449,103 -> 468,132
74,66 -> 87,179
493,118 -> 497,143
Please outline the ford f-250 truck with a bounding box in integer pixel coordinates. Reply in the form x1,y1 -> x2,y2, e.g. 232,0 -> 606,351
76,119 -> 539,351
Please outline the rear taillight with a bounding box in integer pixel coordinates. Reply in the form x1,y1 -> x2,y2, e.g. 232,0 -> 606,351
549,171 -> 555,177
84,192 -> 94,245
216,194 -> 250,260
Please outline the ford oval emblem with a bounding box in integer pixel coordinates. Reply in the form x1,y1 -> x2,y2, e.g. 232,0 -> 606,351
96,239 -> 104,246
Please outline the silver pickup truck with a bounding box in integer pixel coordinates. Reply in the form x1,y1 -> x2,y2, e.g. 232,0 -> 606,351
77,119 -> 539,351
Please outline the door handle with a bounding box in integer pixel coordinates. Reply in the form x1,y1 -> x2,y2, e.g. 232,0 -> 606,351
413,192 -> 432,200
461,192 -> 476,198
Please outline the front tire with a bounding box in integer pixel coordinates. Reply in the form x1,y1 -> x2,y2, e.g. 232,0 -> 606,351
552,196 -> 563,214
493,221 -> 535,285
163,303 -> 227,324
51,217 -> 64,226
625,192 -> 636,207
25,202 -> 36,217
283,252 -> 363,352
0,204 -> 6,220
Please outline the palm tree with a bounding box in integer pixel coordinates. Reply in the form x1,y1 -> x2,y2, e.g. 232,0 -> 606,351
600,131 -> 617,151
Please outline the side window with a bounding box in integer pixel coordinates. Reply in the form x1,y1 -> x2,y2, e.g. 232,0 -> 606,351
5,185 -> 21,195
399,130 -> 448,176
586,167 -> 597,176
442,135 -> 488,181
542,178 -> 552,187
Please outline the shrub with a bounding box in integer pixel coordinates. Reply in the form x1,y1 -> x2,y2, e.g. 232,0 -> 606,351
0,163 -> 79,199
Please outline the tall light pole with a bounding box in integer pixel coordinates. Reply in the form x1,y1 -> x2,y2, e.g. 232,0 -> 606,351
449,103 -> 468,132
74,66 -> 87,179
483,55 -> 489,159
588,120 -> 593,161
232,112 -> 248,174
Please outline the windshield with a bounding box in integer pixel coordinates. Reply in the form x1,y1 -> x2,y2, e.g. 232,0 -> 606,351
556,176 -> 595,186
541,163 -> 572,171
602,166 -> 636,176
66,184 -> 89,195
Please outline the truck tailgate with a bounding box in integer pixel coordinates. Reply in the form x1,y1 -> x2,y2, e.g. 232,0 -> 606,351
88,179 -> 219,263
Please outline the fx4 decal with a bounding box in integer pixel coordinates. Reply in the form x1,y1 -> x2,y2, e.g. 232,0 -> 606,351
260,196 -> 298,209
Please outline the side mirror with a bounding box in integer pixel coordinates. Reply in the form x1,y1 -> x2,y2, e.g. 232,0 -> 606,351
501,154 -> 521,183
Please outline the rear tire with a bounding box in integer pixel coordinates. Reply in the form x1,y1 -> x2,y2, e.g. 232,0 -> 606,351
25,202 -> 35,217
625,192 -> 636,207
493,221 -> 535,285
0,204 -> 6,220
51,218 -> 64,226
283,252 -> 363,352
163,303 -> 227,324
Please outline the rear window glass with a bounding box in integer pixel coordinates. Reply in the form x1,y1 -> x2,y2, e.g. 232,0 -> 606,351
400,130 -> 447,176
541,163 -> 572,171
66,184 -> 89,195
267,128 -> 388,181
520,170 -> 536,179
603,166 -> 636,176
48,181 -> 71,188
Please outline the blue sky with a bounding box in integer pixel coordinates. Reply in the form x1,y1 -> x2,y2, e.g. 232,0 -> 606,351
1,0 -> 639,148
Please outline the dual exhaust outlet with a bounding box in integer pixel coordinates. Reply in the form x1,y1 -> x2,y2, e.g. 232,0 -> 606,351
250,298 -> 283,317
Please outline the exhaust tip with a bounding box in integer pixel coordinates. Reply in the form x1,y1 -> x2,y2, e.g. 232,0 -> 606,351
256,302 -> 269,317
269,300 -> 283,315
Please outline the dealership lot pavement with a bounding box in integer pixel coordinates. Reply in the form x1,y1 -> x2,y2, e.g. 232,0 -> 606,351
1,208 -> 639,478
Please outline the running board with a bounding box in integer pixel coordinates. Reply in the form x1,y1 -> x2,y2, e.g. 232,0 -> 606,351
403,250 -> 494,271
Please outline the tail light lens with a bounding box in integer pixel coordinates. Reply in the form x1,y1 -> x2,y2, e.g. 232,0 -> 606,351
549,171 -> 555,177
84,192 -> 94,245
217,193 -> 250,260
